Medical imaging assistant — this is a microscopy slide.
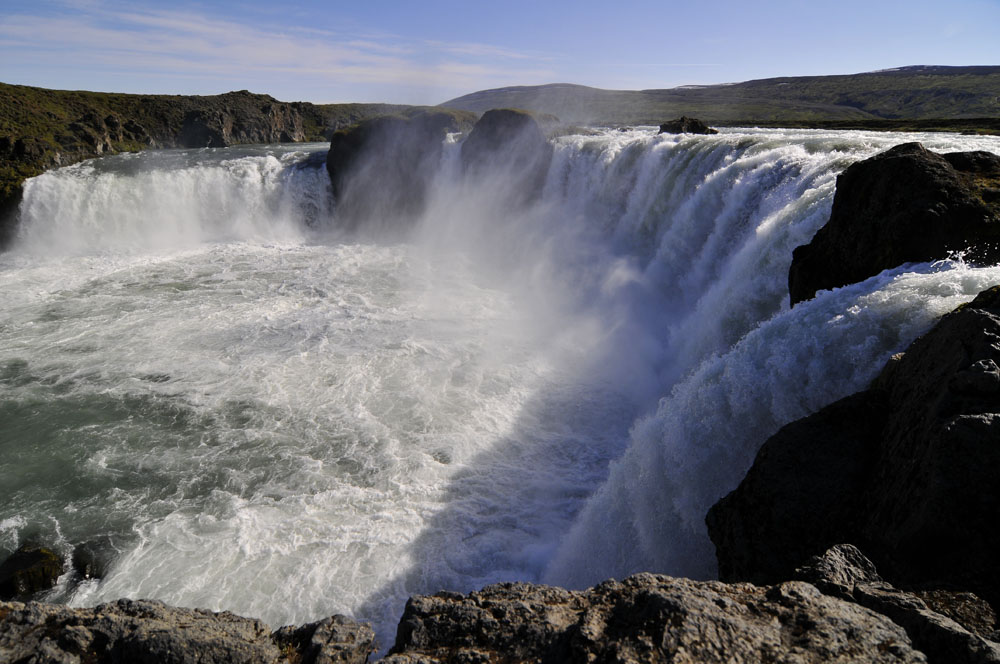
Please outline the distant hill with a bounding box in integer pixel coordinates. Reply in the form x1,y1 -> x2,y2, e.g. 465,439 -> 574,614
441,66 -> 1000,126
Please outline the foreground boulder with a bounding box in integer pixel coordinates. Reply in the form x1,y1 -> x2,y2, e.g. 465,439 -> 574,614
657,116 -> 719,134
0,545 -> 64,600
326,110 -> 470,228
707,285 -> 1000,609
789,143 -> 1000,305
0,599 -> 375,664
460,108 -> 553,207
794,545 -> 1000,663
383,572 -> 925,663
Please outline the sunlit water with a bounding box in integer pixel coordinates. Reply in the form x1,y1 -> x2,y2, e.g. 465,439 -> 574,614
2,129 -> 998,646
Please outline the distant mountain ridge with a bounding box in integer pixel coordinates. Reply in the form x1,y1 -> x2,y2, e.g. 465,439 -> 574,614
441,65 -> 1000,126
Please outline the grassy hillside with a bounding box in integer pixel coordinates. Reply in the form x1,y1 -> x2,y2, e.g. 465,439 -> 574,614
442,66 -> 1000,126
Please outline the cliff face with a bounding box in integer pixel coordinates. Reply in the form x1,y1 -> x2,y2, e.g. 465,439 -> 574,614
708,286 -> 1000,606
0,82 -> 413,247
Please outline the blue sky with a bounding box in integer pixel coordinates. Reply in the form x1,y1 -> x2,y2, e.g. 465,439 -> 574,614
1,0 -> 998,104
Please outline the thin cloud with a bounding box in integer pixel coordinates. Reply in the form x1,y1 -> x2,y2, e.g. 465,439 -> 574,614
0,5 -> 559,99
425,40 -> 555,62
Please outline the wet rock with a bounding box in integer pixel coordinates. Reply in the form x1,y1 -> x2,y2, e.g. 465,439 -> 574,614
657,116 -> 719,134
788,143 -> 1000,305
460,108 -> 553,207
383,573 -> 925,663
708,286 -> 1000,610
0,545 -> 64,600
326,110 -> 467,228
71,536 -> 122,581
0,599 -> 375,664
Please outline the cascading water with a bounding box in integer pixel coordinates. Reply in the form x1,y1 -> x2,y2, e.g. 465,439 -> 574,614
1,129 -> 998,646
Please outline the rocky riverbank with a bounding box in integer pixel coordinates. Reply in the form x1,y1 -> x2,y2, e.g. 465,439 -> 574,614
2,545 -> 997,663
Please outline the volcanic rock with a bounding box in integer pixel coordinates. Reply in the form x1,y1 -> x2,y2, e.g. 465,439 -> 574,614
0,599 -> 375,664
460,108 -> 553,207
326,110 -> 467,227
707,285 -> 1000,609
71,536 -> 122,581
794,545 -> 1000,663
657,116 -> 719,134
177,94 -> 308,148
788,143 -> 1000,305
0,545 -> 64,600
383,572 -> 926,663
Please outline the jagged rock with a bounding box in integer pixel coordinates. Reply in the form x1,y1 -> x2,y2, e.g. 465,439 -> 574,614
0,599 -> 375,664
383,573 -> 926,663
460,108 -> 553,207
793,543 -> 883,599
178,95 -> 307,148
326,110 -> 466,227
71,537 -> 122,581
657,116 -> 719,134
788,143 -> 1000,305
913,590 -> 999,641
708,286 -> 1000,610
0,545 -> 64,600
794,546 -> 1000,664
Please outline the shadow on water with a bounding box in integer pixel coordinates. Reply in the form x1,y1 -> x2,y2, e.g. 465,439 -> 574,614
351,347 -> 657,647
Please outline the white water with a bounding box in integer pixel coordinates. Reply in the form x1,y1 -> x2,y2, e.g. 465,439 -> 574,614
1,129 -> 998,646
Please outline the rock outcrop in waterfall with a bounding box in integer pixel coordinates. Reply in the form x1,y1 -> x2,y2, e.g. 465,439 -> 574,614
788,143 -> 1000,305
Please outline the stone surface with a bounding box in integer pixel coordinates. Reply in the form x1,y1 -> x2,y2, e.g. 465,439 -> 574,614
794,546 -> 1000,664
788,142 -> 1000,305
657,116 -> 719,134
6,549 -> 1000,663
460,108 -> 553,207
176,94 -> 307,148
708,286 -> 1000,609
383,573 -> 926,663
71,537 -> 122,581
0,545 -> 64,600
326,110 -> 469,228
0,599 -> 375,664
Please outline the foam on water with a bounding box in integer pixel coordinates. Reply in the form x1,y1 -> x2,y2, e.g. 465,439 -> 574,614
1,129 -> 999,644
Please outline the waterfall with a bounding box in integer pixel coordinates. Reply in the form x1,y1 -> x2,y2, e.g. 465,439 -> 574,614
1,127 -> 998,644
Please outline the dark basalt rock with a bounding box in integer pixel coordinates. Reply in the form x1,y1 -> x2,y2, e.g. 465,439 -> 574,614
788,143 -> 1000,305
383,572 -> 926,663
460,108 -> 554,207
326,110 -> 466,228
71,536 -> 123,581
0,599 -> 375,664
0,545 -> 64,600
177,95 -> 308,148
708,285 -> 1000,611
657,116 -> 719,135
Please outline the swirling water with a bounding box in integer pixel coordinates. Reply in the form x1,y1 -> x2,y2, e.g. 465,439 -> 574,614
1,129 -> 999,644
